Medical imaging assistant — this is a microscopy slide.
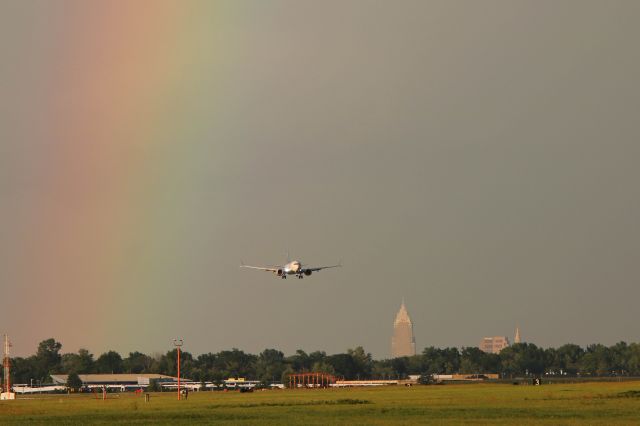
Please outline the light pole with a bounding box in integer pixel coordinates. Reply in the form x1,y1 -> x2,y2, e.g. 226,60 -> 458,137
173,339 -> 183,400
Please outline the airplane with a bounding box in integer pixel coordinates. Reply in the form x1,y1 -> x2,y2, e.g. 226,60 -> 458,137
240,259 -> 341,279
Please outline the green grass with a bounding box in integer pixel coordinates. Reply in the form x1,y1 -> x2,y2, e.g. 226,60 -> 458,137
1,381 -> 640,424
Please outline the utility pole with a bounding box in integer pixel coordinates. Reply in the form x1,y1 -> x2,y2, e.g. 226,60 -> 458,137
173,339 -> 183,401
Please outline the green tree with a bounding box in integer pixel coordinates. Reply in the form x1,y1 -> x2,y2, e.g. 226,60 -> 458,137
327,353 -> 358,379
35,338 -> 63,381
287,350 -> 311,372
406,354 -> 428,375
308,351 -> 328,367
66,372 -> 83,391
460,347 -> 499,374
347,347 -> 373,379
390,357 -> 409,378
422,347 -> 460,375
311,361 -> 336,375
123,352 -> 152,374
37,339 -> 62,364
551,344 -> 583,375
609,342 -> 629,375
500,343 -> 546,377
371,360 -> 395,379
11,356 -> 38,385
627,343 -> 640,375
95,351 -> 124,374
460,347 -> 484,374
61,349 -> 94,374
580,344 -> 612,376
280,366 -> 295,385
77,349 -> 95,373
211,349 -> 257,378
164,349 -> 195,378
255,349 -> 286,384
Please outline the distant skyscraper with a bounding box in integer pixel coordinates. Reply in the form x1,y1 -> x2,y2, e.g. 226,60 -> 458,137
479,336 -> 510,354
391,300 -> 416,358
514,326 -> 521,344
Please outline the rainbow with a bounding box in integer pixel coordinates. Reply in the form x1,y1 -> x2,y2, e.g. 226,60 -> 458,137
8,1 -> 242,354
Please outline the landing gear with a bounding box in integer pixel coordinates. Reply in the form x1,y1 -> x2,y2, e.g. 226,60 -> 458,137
297,274 -> 304,279
281,275 -> 287,279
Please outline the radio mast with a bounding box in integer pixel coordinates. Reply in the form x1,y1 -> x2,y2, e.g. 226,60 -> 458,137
1,334 -> 14,400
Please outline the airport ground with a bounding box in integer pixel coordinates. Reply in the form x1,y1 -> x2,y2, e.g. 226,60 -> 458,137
1,381 -> 639,425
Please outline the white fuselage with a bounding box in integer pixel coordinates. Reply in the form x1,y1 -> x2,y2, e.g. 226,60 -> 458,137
283,261 -> 301,274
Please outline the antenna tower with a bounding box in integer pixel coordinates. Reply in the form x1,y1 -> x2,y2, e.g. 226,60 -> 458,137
3,335 -> 10,393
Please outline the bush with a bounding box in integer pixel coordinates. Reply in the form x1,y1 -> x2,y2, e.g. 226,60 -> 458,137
66,372 -> 83,391
147,379 -> 161,392
419,373 -> 434,385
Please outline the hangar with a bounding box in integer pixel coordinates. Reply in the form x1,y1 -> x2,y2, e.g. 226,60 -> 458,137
50,373 -> 180,390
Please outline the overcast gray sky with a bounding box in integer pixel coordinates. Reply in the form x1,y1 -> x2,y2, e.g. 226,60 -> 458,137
1,0 -> 639,358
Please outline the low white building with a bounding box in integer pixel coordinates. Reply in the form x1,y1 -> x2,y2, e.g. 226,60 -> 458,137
50,373 -> 182,390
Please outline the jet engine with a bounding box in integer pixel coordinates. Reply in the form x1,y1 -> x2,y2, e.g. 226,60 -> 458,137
276,269 -> 284,276
304,270 -> 312,276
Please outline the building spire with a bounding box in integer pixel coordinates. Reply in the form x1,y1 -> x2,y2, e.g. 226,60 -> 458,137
394,299 -> 412,325
514,326 -> 521,344
391,300 -> 416,358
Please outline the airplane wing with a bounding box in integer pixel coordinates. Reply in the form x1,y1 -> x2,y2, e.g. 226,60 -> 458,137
303,261 -> 342,273
240,264 -> 279,272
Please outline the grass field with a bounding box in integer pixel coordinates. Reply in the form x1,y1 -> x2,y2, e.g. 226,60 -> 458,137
1,381 -> 639,425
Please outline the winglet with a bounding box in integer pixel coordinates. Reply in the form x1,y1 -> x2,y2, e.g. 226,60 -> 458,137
240,259 -> 245,268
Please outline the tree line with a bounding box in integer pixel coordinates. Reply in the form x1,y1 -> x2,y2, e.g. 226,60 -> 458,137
6,339 -> 640,385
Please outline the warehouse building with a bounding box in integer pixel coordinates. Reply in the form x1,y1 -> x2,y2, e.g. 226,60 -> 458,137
50,373 -> 181,390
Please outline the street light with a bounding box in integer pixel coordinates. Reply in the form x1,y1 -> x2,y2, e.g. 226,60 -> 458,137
173,339 -> 183,400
